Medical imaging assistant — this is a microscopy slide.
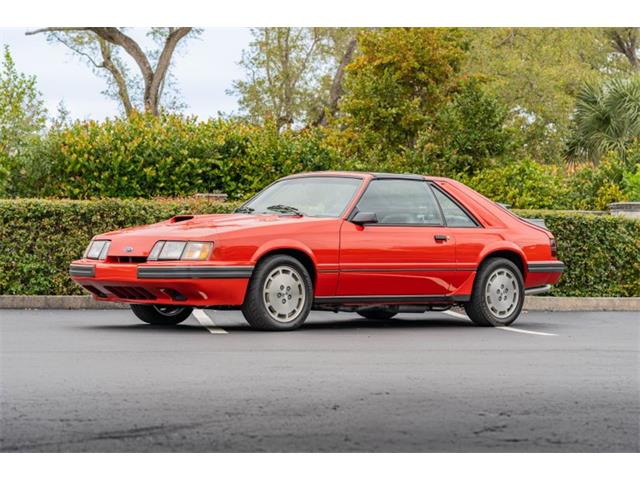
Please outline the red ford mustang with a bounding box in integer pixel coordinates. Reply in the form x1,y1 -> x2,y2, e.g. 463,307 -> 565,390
69,172 -> 564,330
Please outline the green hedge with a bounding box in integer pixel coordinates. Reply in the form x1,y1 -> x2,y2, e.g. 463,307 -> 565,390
514,210 -> 640,297
0,198 -> 238,295
1,199 -> 638,296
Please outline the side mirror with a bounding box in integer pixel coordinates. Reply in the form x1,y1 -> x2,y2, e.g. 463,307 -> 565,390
351,211 -> 378,225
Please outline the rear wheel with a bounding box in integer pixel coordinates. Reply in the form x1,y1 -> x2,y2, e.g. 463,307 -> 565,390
464,257 -> 524,327
130,304 -> 193,325
357,307 -> 398,320
241,255 -> 313,331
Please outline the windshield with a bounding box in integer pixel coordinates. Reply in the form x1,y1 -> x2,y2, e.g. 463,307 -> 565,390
238,176 -> 362,217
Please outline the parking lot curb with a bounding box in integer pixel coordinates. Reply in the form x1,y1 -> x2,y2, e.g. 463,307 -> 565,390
0,295 -> 638,311
0,295 -> 128,309
523,296 -> 640,312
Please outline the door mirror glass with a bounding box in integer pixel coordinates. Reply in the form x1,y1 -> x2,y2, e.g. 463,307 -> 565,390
351,211 -> 379,225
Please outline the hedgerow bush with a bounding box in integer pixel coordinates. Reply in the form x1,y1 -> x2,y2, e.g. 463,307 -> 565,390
4,113 -> 342,200
3,112 -> 638,211
514,209 -> 640,297
0,198 -> 238,295
1,199 -> 638,297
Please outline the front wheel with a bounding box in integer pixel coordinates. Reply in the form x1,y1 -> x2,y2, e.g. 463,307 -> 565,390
130,304 -> 193,325
241,255 -> 313,331
464,258 -> 524,327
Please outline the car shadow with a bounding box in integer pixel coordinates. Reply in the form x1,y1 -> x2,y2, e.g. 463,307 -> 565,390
81,323 -> 207,334
79,316 -> 476,333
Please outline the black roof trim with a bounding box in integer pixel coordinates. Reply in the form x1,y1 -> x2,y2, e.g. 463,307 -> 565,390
369,172 -> 425,180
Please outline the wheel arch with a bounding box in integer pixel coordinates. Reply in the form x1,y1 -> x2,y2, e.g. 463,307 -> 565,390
252,246 -> 317,286
478,248 -> 526,280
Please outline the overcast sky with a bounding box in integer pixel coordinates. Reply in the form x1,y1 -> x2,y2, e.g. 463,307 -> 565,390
0,27 -> 251,120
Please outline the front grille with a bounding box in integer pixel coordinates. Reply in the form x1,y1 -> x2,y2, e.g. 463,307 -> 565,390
104,286 -> 157,300
109,256 -> 147,263
81,285 -> 107,298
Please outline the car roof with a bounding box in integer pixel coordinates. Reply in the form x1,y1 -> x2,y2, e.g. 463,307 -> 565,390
284,171 -> 447,181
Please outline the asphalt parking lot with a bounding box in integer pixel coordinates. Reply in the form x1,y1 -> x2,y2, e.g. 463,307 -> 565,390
1,308 -> 638,452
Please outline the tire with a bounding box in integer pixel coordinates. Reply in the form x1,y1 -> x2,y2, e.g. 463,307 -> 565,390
464,257 -> 524,327
130,304 -> 193,325
241,255 -> 313,331
357,307 -> 398,320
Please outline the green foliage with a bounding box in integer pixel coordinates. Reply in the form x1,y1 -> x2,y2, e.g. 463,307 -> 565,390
463,159 -> 571,209
0,198 -> 238,295
464,28 -> 611,161
1,199 -> 637,297
230,28 -> 357,129
0,45 -> 47,195
338,28 -> 467,154
513,210 -> 640,297
409,80 -> 514,176
622,163 -> 640,201
567,152 -> 630,209
6,113 -> 342,200
567,76 -> 640,162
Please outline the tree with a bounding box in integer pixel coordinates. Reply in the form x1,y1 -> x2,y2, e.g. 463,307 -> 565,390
337,28 -> 467,153
0,45 -> 46,158
229,28 -> 357,130
606,28 -> 639,71
463,28 -> 611,160
412,79 -> 514,176
0,45 -> 47,195
567,76 -> 640,163
26,27 -> 198,116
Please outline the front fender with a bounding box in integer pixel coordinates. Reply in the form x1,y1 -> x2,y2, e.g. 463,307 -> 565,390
250,239 -> 318,266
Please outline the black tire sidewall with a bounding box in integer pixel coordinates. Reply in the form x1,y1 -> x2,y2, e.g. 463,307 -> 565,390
242,255 -> 313,330
469,258 -> 524,326
130,304 -> 193,325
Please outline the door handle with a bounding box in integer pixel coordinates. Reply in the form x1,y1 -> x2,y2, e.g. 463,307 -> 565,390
434,234 -> 448,242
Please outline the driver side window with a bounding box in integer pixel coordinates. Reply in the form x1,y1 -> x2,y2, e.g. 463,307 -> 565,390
354,179 -> 443,225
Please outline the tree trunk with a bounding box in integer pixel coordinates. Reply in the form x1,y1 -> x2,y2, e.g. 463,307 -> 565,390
27,27 -> 193,116
314,36 -> 357,127
610,28 -> 639,71
97,38 -> 134,117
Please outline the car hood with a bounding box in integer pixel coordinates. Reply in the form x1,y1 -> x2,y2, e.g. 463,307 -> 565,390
95,213 -> 317,257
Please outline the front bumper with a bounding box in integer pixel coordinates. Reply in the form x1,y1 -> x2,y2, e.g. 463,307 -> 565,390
69,261 -> 253,306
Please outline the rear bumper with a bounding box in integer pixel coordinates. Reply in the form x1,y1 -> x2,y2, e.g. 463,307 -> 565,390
525,261 -> 565,291
527,261 -> 565,273
69,261 -> 252,306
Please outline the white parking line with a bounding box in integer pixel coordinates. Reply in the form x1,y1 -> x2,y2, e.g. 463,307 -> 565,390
442,310 -> 557,336
193,309 -> 228,335
442,310 -> 470,320
496,326 -> 557,336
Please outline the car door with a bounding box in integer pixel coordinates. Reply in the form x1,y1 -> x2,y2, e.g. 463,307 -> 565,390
337,178 -> 459,298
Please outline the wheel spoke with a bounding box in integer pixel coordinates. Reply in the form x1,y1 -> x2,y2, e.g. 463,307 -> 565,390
262,264 -> 306,323
484,267 -> 520,319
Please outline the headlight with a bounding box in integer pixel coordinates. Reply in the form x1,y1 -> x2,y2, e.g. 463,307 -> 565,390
84,240 -> 111,260
148,241 -> 213,261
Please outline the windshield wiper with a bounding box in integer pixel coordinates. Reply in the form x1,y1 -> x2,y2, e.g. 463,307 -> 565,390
265,204 -> 305,216
235,206 -> 254,214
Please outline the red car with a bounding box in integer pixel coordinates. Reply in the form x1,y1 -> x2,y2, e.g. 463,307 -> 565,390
69,172 -> 564,330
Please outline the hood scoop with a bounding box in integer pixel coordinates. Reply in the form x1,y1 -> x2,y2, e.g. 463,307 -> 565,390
170,215 -> 194,223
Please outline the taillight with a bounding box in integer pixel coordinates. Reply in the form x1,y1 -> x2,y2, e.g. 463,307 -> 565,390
550,237 -> 558,257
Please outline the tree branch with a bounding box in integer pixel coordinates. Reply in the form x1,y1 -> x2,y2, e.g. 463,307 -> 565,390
147,27 -> 192,115
88,28 -> 155,82
314,36 -> 357,127
97,38 -> 134,117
